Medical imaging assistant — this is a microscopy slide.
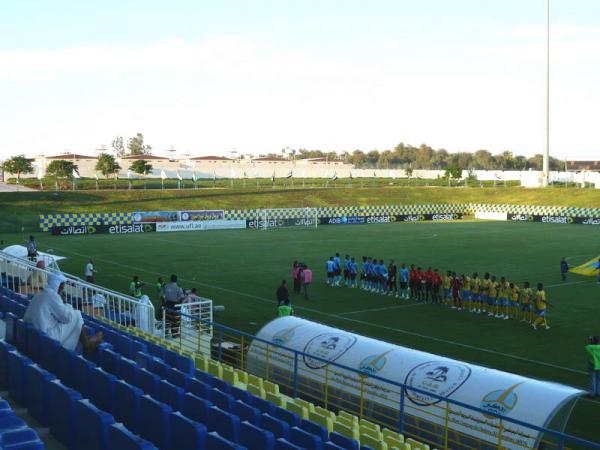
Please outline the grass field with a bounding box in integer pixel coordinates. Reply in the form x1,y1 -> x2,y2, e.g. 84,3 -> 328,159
1,219 -> 599,441
1,185 -> 600,233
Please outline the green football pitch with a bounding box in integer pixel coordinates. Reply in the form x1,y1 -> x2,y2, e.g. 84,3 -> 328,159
3,220 -> 599,441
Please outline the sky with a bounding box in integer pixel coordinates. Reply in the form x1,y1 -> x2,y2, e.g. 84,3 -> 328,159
0,0 -> 599,160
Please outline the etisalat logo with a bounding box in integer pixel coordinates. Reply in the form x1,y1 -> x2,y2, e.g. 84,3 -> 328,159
480,381 -> 526,418
108,223 -> 154,234
510,214 -> 534,222
582,217 -> 600,225
540,215 -> 573,224
403,214 -> 425,222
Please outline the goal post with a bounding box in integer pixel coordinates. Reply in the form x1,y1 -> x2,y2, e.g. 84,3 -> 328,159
257,207 -> 319,230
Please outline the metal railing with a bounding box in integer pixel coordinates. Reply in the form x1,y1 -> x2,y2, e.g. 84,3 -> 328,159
164,307 -> 599,450
0,250 -> 156,334
161,299 -> 213,355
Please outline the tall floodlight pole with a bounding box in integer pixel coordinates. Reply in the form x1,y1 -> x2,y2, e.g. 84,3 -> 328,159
542,0 -> 550,186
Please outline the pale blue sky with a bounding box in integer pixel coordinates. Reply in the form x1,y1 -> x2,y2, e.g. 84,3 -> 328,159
1,1 -> 599,159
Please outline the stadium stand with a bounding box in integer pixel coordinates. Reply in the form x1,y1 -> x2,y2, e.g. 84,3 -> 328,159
0,280 -> 427,450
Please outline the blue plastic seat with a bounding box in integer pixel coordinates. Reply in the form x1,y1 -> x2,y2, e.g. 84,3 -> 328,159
182,393 -> 212,425
37,334 -> 60,375
71,354 -> 96,398
0,341 -> 16,387
0,428 -> 44,449
175,354 -> 195,375
170,411 -> 207,450
135,368 -> 160,397
0,414 -> 28,431
290,426 -> 324,450
158,379 -> 184,412
147,341 -> 166,360
98,347 -> 122,376
232,400 -> 261,425
273,406 -> 301,428
149,357 -> 170,379
3,312 -> 18,345
207,406 -> 240,442
165,367 -> 189,390
24,326 -> 44,362
114,380 -> 143,435
251,396 -> 275,415
114,334 -> 135,360
91,367 -> 117,414
231,385 -> 254,404
14,319 -> 29,354
325,442 -> 346,450
74,398 -> 115,450
212,376 -> 232,394
116,357 -> 140,386
188,378 -> 212,400
139,395 -> 172,450
360,446 -> 376,450
163,349 -> 179,369
109,423 -> 158,450
240,420 -> 275,450
135,351 -> 154,370
194,368 -> 215,385
47,380 -> 82,449
206,431 -> 245,450
275,438 -> 304,450
7,351 -> 33,405
261,413 -> 290,440
24,364 -> 55,426
212,388 -> 235,411
53,346 -> 74,386
300,419 -> 328,443
329,432 -> 360,450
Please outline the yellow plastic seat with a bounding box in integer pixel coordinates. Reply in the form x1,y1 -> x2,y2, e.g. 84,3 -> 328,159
382,430 -> 404,446
247,384 -> 266,399
195,354 -> 208,372
263,380 -> 279,396
222,368 -> 240,386
293,398 -> 315,414
315,406 -> 335,422
180,349 -> 195,360
208,359 -> 223,379
335,416 -> 355,429
338,410 -> 359,425
360,419 -> 381,433
235,369 -> 248,385
360,433 -> 388,450
247,374 -> 263,389
286,401 -> 309,420
406,439 -> 428,450
266,391 -> 286,407
333,421 -> 360,442
385,437 -> 405,450
309,410 -> 334,433
360,424 -> 383,440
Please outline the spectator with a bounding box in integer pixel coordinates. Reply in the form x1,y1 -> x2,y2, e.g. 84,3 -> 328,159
276,280 -> 289,306
278,299 -> 294,317
137,295 -> 153,333
586,336 -> 600,398
302,265 -> 313,300
162,274 -> 185,337
85,259 -> 97,283
28,260 -> 47,293
292,261 -> 301,294
26,235 -> 38,261
129,275 -> 144,299
23,272 -> 103,353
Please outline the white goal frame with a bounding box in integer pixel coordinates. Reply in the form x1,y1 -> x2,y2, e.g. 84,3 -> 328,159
257,207 -> 319,230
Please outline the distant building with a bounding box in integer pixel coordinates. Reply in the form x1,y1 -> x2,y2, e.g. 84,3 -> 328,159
566,161 -> 600,171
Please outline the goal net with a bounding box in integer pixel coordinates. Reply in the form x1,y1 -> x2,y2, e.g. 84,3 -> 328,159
257,208 -> 319,230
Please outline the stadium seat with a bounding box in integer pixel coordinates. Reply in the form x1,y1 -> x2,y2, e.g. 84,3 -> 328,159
315,406 -> 336,422
98,347 -> 122,376
290,426 -> 324,450
329,431 -> 360,450
301,418 -> 329,442
309,411 -> 334,433
275,438 -> 304,450
207,406 -> 240,442
360,433 -> 387,450
235,368 -> 248,385
406,438 -> 429,450
14,319 -> 30,354
149,357 -> 170,379
91,367 -> 117,414
206,431 -> 245,450
261,413 -> 291,440
109,423 -> 158,450
71,354 -> 96,398
286,401 -> 309,420
74,398 -> 115,450
116,356 -> 140,386
212,388 -> 235,411
325,442 -> 347,450
175,353 -> 195,375
24,364 -> 55,426
240,420 -> 275,450
188,378 -> 212,400
170,411 -> 207,450
182,393 -> 213,425
195,354 -> 208,372
47,380 -> 82,449
247,373 -> 264,389
3,313 -> 18,345
165,367 -> 190,390
114,380 -> 144,435
139,394 -> 172,450
250,394 -> 275,415
293,398 -> 316,414
212,376 -> 233,394
135,351 -> 154,370
0,341 -> 16,387
231,385 -> 254,404
53,346 -> 74,387
24,326 -> 43,362
7,351 -> 33,405
264,380 -> 280,395
247,383 -> 267,400
333,421 -> 360,442
208,359 -> 223,378
147,341 -> 167,360
37,334 -> 60,375
267,391 -> 287,407
360,425 -> 383,441
382,429 -> 404,444
273,406 -> 301,428
135,368 -> 161,397
338,411 -> 359,425
232,400 -> 261,425
158,379 -> 185,412
0,428 -> 44,449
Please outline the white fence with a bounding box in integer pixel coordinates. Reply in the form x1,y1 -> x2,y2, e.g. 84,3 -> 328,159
0,250 -> 156,334
162,299 -> 213,355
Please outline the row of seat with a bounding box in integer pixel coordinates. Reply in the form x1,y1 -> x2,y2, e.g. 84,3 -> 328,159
0,393 -> 45,449
1,284 -> 432,450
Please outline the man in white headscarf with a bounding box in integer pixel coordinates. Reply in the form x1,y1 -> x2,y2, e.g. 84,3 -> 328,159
24,272 -> 103,353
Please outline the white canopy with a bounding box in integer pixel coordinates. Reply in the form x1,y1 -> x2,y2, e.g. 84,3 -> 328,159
2,245 -> 67,267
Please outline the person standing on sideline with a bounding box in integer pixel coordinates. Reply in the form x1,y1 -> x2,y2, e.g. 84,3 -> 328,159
560,257 -> 569,281
162,274 -> 185,337
276,280 -> 290,306
585,336 -> 600,397
532,283 -> 551,330
129,275 -> 144,299
302,265 -> 313,299
85,259 -> 97,283
292,261 -> 301,294
26,235 -> 38,261
278,299 -> 294,317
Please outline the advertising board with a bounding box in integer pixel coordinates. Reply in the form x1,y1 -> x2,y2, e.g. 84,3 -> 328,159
156,220 -> 246,232
51,223 -> 156,235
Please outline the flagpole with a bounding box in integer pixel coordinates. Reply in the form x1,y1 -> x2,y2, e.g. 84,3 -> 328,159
542,0 -> 550,187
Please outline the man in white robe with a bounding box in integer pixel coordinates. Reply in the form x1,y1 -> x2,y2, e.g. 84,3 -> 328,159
24,272 -> 103,353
